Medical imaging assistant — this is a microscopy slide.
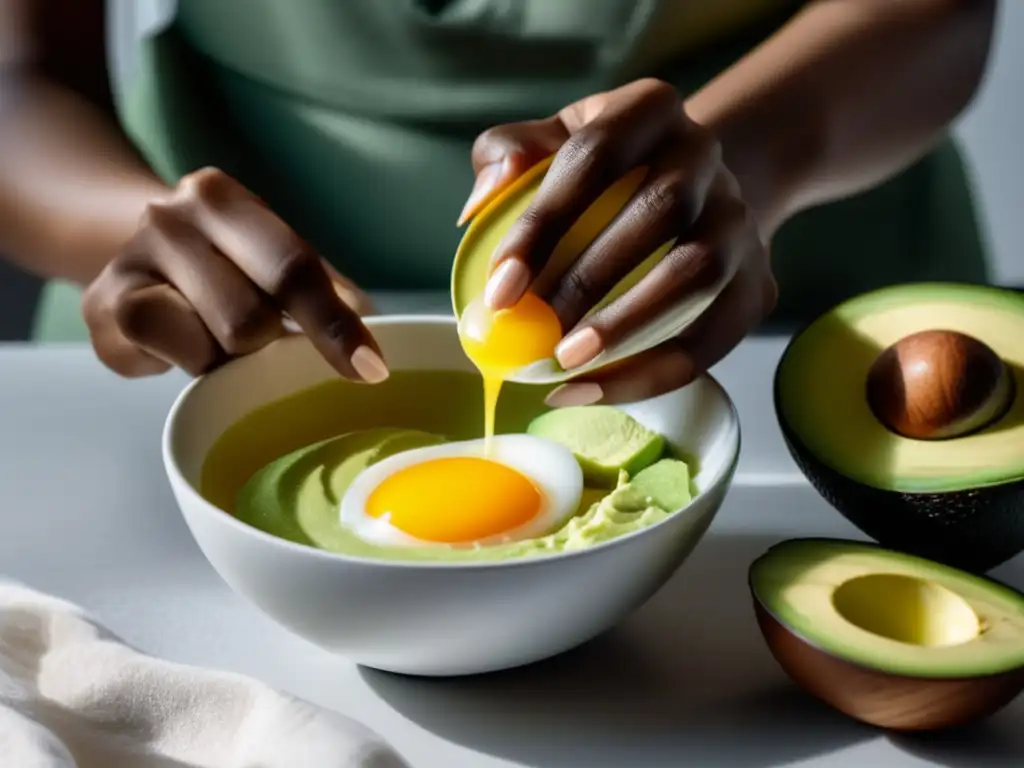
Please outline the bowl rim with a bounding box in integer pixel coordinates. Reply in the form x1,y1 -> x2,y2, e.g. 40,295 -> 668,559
162,314 -> 742,571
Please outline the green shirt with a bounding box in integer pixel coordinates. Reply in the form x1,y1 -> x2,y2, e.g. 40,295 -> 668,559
34,0 -> 990,340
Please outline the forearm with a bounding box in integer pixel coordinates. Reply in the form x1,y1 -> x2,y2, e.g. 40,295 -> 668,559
0,71 -> 169,285
685,0 -> 997,238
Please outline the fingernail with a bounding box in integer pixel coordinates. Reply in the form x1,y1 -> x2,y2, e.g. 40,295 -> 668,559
350,345 -> 389,384
484,258 -> 530,309
545,382 -> 603,408
457,161 -> 506,226
556,327 -> 604,369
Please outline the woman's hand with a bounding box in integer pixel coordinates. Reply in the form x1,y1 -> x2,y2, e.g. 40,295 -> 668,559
81,167 -> 387,381
460,78 -> 776,406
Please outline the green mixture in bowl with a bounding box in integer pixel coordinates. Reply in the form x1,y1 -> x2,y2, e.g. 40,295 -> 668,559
201,370 -> 696,562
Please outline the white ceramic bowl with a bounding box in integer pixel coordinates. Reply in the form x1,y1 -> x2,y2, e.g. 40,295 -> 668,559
163,316 -> 741,676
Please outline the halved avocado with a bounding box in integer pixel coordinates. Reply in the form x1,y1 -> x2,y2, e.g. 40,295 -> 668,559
750,538 -> 1024,730
774,282 -> 1024,572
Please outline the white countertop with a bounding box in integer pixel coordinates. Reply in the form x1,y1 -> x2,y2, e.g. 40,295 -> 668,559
2,292 -> 1022,767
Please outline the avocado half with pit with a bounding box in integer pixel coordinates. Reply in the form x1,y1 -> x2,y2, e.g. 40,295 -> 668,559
774,282 -> 1024,573
750,538 -> 1024,730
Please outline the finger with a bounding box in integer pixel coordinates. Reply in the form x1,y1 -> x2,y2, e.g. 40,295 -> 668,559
82,269 -> 174,378
554,184 -> 753,371
175,168 -> 388,383
546,127 -> 721,329
545,261 -> 773,406
484,79 -> 684,310
321,260 -> 377,316
132,204 -> 284,357
544,344 -> 693,407
458,116 -> 570,226
115,283 -> 223,377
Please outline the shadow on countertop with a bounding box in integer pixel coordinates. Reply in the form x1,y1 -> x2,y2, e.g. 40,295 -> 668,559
360,532 -> 875,768
891,723 -> 1024,767
361,517 -> 1024,768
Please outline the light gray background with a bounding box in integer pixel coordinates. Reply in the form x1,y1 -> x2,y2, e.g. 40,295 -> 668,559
957,1 -> 1024,284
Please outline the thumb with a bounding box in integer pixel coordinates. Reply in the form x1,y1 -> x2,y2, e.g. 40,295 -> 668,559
457,115 -> 570,226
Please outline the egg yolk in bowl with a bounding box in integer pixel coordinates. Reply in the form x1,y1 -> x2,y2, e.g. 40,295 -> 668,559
367,457 -> 540,542
341,433 -> 585,547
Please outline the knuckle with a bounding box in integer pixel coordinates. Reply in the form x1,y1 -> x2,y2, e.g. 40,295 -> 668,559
512,202 -> 543,233
177,166 -> 229,204
136,201 -> 177,235
666,240 -> 727,292
471,125 -> 507,159
634,78 -> 680,110
264,239 -> 321,297
91,313 -> 168,379
559,266 -> 601,305
560,126 -> 609,175
132,203 -> 193,265
322,317 -> 352,346
217,300 -> 275,354
81,268 -> 132,334
113,293 -> 153,343
637,175 -> 697,227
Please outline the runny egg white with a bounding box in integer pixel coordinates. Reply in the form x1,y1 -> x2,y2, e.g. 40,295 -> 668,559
339,434 -> 584,548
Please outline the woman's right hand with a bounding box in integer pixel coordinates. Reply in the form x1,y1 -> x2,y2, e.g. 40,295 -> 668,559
81,167 -> 389,382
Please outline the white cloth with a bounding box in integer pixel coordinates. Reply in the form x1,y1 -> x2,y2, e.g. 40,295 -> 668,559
0,581 -> 409,767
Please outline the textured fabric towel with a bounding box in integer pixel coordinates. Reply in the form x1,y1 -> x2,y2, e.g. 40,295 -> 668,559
0,581 -> 409,767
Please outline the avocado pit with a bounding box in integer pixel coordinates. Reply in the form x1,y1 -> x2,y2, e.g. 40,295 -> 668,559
866,329 -> 1014,440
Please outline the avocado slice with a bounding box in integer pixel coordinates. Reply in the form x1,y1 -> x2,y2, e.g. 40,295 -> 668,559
526,405 -> 665,486
749,538 -> 1024,730
623,458 -> 692,512
774,282 -> 1024,572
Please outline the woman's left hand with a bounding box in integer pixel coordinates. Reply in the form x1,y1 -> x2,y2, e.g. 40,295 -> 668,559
460,78 -> 777,407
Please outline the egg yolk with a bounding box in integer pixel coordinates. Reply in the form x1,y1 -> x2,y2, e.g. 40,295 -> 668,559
459,291 -> 563,374
365,456 -> 543,543
458,291 -> 563,441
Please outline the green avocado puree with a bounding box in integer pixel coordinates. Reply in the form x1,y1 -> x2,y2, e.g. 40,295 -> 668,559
234,427 -> 691,562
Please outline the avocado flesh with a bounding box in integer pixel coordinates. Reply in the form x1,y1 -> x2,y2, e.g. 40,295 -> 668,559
627,459 -> 692,512
527,405 -> 665,486
750,538 -> 1024,679
776,282 -> 1024,494
601,459 -> 692,513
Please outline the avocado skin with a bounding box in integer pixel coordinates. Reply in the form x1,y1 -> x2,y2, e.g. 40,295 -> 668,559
751,599 -> 1024,730
773,368 -> 1024,574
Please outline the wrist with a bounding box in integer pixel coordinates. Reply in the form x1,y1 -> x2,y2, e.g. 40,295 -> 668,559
58,177 -> 171,286
685,89 -> 820,242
